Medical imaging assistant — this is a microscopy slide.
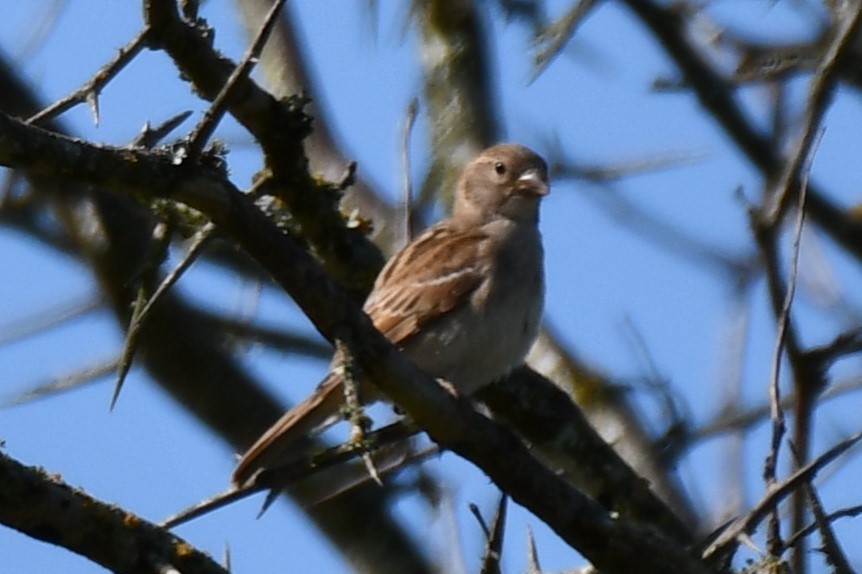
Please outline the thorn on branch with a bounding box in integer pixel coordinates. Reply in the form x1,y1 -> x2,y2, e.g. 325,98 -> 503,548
133,111 -> 193,148
336,160 -> 357,191
111,218 -> 175,410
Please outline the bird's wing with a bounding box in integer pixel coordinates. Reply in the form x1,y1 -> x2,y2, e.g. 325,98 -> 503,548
363,223 -> 489,345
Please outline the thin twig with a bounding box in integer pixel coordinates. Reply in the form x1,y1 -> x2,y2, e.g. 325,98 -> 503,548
754,12 -> 850,556
191,308 -> 331,358
621,317 -> 685,447
469,503 -> 491,539
766,6 -> 862,222
806,328 -> 862,365
106,224 -> 222,407
692,375 -> 862,444
784,504 -> 862,549
129,222 -> 216,335
27,28 -> 150,126
703,430 -> 862,562
0,293 -> 102,346
478,494 -> 508,574
185,0 -> 287,157
761,134 -> 814,555
531,0 -> 599,82
110,219 -> 173,410
788,444 -> 854,574
620,0 -> 862,271
161,420 -> 420,528
301,443 -> 437,509
1,357 -> 118,408
786,132 -> 824,574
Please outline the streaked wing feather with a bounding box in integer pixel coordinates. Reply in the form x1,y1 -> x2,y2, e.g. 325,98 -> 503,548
364,224 -> 488,345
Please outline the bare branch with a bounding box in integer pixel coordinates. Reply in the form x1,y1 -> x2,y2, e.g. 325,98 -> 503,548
26,29 -> 150,126
1,357 -> 118,408
0,450 -> 229,574
703,430 -> 862,562
789,446 -> 854,574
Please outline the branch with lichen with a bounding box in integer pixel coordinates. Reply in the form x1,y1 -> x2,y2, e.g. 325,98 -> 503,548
0,449 -> 228,574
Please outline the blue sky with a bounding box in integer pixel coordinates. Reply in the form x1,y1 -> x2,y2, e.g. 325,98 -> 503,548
2,1 -> 862,572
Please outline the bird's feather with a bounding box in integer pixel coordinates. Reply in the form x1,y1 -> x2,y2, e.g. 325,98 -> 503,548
364,224 -> 489,344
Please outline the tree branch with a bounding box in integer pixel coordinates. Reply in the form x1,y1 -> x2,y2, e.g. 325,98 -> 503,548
0,450 -> 228,574
0,110 -> 713,574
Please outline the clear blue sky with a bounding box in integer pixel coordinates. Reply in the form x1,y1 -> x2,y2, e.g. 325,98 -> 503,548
2,1 -> 862,572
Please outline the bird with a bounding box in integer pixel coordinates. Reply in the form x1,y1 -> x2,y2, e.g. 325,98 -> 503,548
232,143 -> 549,486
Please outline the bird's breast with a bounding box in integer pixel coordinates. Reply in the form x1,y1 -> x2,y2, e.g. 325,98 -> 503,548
404,220 -> 544,395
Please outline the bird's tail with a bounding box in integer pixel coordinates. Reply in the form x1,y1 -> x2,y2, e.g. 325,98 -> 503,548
232,372 -> 344,487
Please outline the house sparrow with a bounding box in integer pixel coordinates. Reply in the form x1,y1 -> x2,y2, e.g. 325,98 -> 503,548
233,143 -> 549,486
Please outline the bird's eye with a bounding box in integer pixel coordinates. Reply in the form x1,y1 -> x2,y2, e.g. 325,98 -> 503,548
494,161 -> 506,175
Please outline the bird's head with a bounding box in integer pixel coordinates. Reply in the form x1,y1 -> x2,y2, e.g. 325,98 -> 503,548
454,143 -> 549,225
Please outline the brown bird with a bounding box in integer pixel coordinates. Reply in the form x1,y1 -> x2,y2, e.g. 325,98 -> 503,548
233,143 -> 549,486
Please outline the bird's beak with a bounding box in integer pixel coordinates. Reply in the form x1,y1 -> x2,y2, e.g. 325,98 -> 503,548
516,168 -> 549,197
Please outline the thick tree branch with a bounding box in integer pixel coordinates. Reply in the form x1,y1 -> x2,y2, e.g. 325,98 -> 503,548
231,0 -> 402,249
0,111 -> 714,574
0,55 -> 432,574
0,450 -> 228,574
481,368 -> 693,544
144,0 -> 385,296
